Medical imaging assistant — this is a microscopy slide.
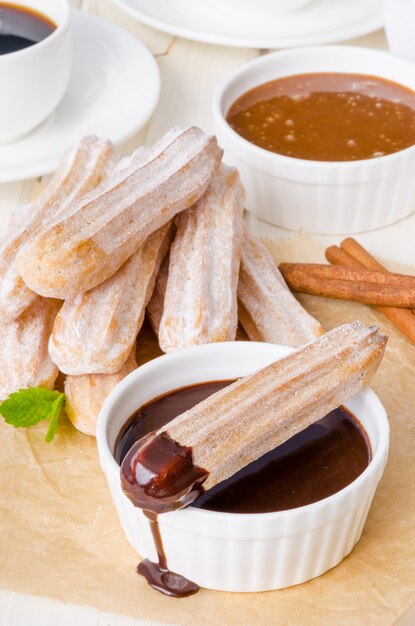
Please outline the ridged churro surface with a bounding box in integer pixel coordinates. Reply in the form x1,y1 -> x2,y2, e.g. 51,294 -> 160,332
146,254 -> 169,335
18,127 -> 222,299
0,297 -> 61,400
49,225 -> 172,375
159,163 -> 244,352
165,321 -> 386,490
0,136 -> 114,321
238,228 -> 324,346
65,346 -> 137,437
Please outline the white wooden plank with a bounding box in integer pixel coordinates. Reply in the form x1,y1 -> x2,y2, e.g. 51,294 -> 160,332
0,591 -> 53,626
82,0 -> 174,56
0,590 -> 176,626
145,37 -> 258,139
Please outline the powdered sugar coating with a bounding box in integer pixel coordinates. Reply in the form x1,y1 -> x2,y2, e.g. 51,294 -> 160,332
0,297 -> 61,400
238,227 -> 324,346
0,136 -> 114,322
49,224 -> 173,375
165,321 -> 387,490
18,127 -> 223,299
159,163 -> 245,352
146,253 -> 169,335
65,345 -> 137,437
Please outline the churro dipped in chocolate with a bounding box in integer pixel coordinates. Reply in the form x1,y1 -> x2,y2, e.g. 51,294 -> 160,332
0,136 -> 114,321
0,297 -> 61,400
238,228 -> 324,346
121,321 -> 386,513
49,224 -> 173,375
18,127 -> 222,299
65,345 -> 137,437
158,163 -> 244,352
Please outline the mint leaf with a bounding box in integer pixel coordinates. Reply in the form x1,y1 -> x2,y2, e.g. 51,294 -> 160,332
0,387 -> 65,442
45,394 -> 65,443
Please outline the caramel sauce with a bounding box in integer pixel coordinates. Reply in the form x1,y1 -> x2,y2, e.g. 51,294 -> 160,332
226,72 -> 415,161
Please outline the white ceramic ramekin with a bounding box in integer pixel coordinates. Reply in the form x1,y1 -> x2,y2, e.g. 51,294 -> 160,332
97,341 -> 389,592
0,0 -> 71,144
213,46 -> 415,234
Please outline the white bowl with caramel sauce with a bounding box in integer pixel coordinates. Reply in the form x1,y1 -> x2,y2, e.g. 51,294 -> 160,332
97,341 -> 389,593
213,46 -> 415,234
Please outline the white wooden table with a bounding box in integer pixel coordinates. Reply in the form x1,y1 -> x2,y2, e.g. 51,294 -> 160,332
0,1 -> 414,624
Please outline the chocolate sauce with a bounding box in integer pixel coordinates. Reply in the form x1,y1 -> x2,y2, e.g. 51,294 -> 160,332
116,381 -> 227,463
116,381 -> 371,513
117,381 -> 370,596
0,4 -> 56,55
120,430 -> 208,514
137,510 -> 199,597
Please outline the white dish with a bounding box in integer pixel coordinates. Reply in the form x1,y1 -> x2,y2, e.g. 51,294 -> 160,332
213,46 -> 415,235
112,0 -> 384,49
206,0 -> 314,18
97,341 -> 389,593
0,10 -> 160,183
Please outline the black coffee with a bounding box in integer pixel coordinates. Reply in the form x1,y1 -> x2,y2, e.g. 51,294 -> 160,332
0,3 -> 56,55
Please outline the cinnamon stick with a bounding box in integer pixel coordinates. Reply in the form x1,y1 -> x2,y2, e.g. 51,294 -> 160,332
340,238 -> 386,272
278,263 -> 415,308
326,240 -> 415,346
325,245 -> 363,269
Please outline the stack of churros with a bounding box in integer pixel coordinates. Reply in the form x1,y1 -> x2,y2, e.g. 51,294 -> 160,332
1,126 -> 325,437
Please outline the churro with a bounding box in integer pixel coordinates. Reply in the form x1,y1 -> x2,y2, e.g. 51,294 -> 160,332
158,163 -> 244,352
146,254 -> 169,335
49,224 -> 173,375
120,321 -> 386,513
18,127 -> 223,299
0,297 -> 61,400
238,228 -> 324,346
0,136 -> 114,321
65,346 -> 137,437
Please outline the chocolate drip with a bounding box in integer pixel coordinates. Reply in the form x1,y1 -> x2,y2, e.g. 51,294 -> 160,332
137,511 -> 199,598
120,431 -> 208,514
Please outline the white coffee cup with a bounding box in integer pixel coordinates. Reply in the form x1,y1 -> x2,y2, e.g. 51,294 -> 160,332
0,0 -> 71,144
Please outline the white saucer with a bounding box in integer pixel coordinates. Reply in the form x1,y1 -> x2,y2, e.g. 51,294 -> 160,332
112,0 -> 384,49
0,10 -> 160,183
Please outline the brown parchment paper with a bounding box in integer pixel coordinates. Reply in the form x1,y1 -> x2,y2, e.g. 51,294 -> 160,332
1,233 -> 415,626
